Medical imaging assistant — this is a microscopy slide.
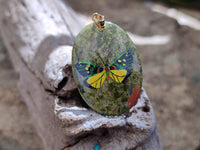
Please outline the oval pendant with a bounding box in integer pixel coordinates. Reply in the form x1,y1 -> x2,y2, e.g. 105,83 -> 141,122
72,13 -> 142,116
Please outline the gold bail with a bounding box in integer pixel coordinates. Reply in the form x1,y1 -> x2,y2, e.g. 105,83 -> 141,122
92,13 -> 105,31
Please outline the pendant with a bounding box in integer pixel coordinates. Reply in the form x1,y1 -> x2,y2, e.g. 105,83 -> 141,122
72,13 -> 142,116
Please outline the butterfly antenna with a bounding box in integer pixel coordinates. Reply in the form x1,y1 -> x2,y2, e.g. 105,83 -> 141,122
96,52 -> 105,66
107,49 -> 112,58
106,49 -> 113,65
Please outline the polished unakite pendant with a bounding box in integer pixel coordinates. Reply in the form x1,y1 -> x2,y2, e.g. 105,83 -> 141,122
72,13 -> 142,116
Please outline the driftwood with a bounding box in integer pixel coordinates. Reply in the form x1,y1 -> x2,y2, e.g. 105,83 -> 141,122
0,0 -> 162,149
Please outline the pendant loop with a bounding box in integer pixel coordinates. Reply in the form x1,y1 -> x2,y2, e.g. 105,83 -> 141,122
92,13 -> 105,31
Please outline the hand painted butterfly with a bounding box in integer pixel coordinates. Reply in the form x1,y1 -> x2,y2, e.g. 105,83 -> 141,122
75,50 -> 133,89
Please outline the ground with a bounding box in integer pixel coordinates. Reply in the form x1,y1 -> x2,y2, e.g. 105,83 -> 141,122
0,0 -> 200,150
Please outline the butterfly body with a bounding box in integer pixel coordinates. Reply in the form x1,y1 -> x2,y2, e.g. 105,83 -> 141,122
72,21 -> 142,116
104,66 -> 110,80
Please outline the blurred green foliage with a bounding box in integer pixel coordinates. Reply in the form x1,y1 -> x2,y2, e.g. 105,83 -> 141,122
195,145 -> 200,150
160,0 -> 200,8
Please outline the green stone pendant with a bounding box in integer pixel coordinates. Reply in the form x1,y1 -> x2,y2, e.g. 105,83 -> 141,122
72,13 -> 142,116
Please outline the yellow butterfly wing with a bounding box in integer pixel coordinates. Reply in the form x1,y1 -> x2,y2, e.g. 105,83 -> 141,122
109,70 -> 127,83
87,70 -> 107,88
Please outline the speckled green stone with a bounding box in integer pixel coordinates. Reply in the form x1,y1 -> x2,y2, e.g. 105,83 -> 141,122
72,22 -> 142,116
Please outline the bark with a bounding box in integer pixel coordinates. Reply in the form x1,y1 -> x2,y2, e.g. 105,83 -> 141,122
0,0 -> 162,149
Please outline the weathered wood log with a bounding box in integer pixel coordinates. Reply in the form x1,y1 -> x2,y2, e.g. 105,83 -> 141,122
0,0 -> 162,149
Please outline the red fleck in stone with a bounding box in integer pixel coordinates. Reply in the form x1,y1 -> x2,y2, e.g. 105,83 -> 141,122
128,85 -> 141,108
